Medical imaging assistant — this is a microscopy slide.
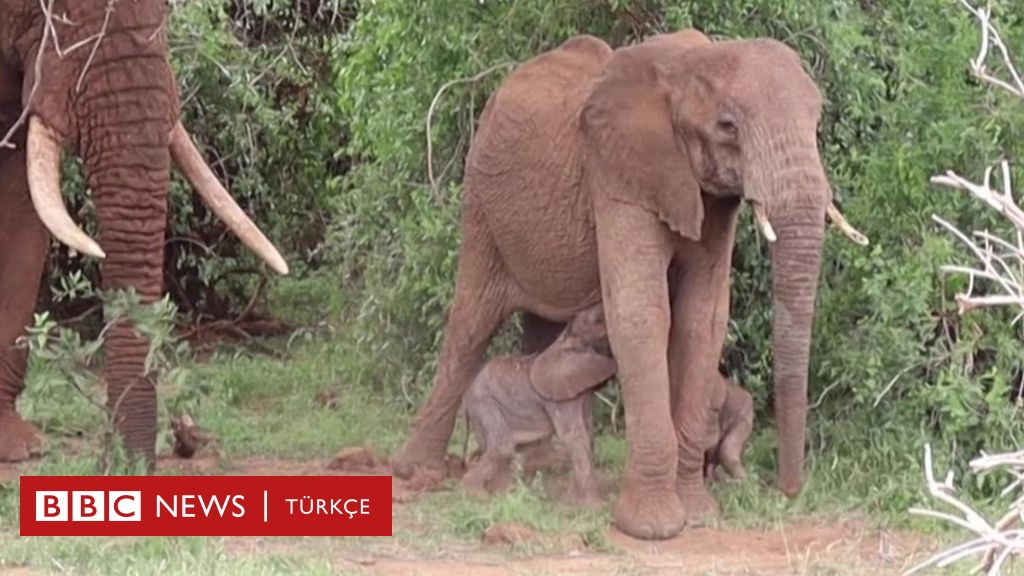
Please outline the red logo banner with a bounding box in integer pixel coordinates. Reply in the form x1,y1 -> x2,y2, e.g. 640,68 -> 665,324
20,475 -> 392,536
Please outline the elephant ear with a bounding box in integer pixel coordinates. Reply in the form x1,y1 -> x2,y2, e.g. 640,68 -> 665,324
530,333 -> 617,402
581,44 -> 704,241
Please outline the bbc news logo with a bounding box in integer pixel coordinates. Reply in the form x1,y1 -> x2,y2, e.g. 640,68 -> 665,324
36,491 -> 141,522
21,476 -> 391,536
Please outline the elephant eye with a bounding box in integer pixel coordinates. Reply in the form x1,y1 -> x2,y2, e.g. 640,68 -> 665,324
716,115 -> 738,137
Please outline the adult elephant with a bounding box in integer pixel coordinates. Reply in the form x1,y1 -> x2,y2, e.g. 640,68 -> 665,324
393,28 -> 867,540
0,1 -> 288,466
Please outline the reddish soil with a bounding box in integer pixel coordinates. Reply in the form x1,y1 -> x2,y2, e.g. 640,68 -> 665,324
159,448 -> 931,574
0,448 -> 936,575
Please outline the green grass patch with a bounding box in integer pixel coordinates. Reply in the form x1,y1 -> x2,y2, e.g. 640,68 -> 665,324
0,533 -> 341,576
3,327 -> 1007,574
188,337 -> 411,459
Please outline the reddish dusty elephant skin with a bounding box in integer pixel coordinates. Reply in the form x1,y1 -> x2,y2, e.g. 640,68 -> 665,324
0,1 -> 286,467
462,305 -> 614,506
393,28 -> 865,540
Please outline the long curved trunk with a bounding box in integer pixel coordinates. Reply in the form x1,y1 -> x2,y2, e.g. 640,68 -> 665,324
770,200 -> 824,495
78,33 -> 173,468
748,121 -> 829,496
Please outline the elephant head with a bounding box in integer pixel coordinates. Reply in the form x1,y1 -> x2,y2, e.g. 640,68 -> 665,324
1,1 -> 286,463
582,35 -> 866,495
530,305 -> 617,401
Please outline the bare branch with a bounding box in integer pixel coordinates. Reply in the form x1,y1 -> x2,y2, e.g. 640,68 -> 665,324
0,0 -> 54,149
904,445 -> 1024,575
960,0 -> 1024,98
0,0 -> 123,148
425,62 -> 515,203
913,3 -> 1024,574
76,0 -> 118,94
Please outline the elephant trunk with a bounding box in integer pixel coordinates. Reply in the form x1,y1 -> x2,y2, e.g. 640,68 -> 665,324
80,55 -> 175,468
766,178 -> 826,497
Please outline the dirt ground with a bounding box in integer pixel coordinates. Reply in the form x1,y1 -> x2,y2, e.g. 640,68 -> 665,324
0,454 -> 931,575
0,451 -> 931,575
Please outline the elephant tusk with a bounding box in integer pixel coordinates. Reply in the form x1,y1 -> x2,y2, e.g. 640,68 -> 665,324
26,117 -> 106,259
169,122 -> 289,275
751,203 -> 777,243
826,202 -> 869,246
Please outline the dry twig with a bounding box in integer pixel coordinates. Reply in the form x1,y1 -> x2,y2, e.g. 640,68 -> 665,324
425,62 -> 515,202
1,0 -> 123,148
911,2 -> 1024,574
905,445 -> 1024,575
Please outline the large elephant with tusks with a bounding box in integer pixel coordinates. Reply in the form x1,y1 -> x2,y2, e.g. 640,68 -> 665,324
0,0 -> 288,466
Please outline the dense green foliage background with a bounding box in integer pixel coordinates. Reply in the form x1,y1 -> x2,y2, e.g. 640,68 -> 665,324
46,1 -> 1024,503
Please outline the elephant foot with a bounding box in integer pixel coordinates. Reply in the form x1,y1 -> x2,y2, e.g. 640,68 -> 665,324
391,440 -> 447,483
705,461 -> 746,484
613,482 -> 686,540
0,410 -> 43,462
461,470 -> 492,498
678,483 -> 720,527
717,460 -> 747,483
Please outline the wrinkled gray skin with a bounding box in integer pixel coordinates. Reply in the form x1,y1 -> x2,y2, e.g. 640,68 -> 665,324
462,305 -> 614,506
463,305 -> 754,505
704,374 -> 754,482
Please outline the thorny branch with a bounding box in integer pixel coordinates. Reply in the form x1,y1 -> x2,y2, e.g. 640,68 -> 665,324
905,446 -> 1024,575
911,2 -> 1024,575
0,0 -> 121,149
932,0 -> 1024,320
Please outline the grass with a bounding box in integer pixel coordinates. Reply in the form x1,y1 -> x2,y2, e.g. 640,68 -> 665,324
0,534 -> 344,576
0,277 -> 999,574
187,338 -> 412,459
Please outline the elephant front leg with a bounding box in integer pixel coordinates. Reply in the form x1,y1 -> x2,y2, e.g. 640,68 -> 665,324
668,198 -> 740,524
549,400 -> 601,508
595,202 -> 684,540
0,149 -> 47,462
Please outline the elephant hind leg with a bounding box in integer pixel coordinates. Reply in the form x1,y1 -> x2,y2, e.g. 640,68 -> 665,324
0,149 -> 48,462
392,222 -> 516,483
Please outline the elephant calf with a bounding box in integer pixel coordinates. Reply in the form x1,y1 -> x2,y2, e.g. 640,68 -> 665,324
462,304 -> 754,505
462,305 -> 614,505
703,374 -> 754,482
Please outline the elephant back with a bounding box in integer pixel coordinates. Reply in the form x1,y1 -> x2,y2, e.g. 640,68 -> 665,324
466,35 -> 611,192
462,36 -> 611,313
